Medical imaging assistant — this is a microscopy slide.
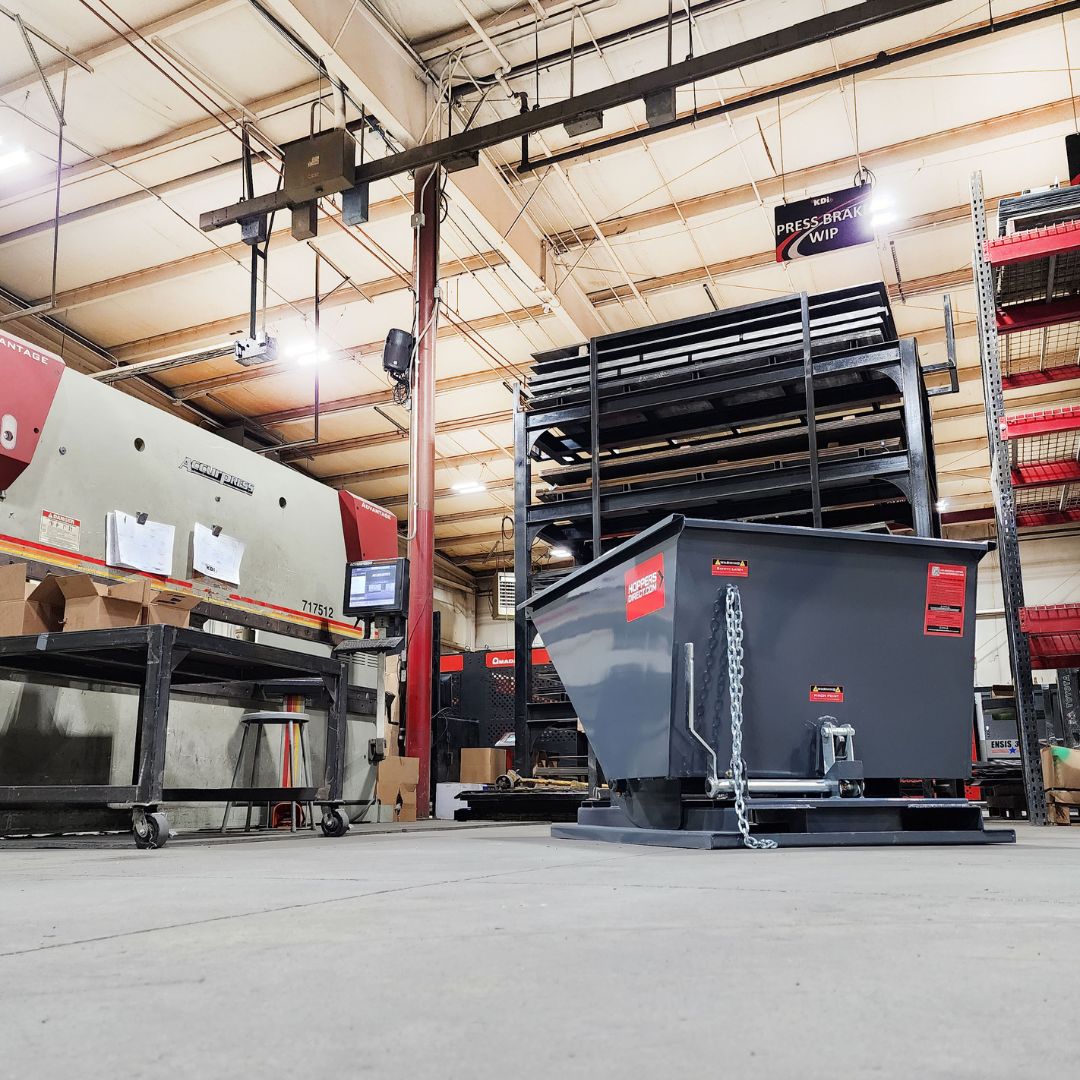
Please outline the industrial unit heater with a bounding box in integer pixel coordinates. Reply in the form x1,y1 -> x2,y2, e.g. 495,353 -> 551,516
526,514 -> 1014,848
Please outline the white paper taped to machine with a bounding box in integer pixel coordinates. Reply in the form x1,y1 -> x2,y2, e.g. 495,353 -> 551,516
192,522 -> 245,585
105,511 -> 176,576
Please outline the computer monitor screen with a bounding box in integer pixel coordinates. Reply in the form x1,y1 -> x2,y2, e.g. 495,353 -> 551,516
343,558 -> 408,616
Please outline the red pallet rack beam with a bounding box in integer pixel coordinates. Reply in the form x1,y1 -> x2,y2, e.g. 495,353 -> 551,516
999,405 -> 1080,440
996,296 -> 1080,334
1003,364 -> 1080,390
1011,461 -> 1080,487
1020,603 -> 1080,636
1029,644 -> 1080,669
1020,604 -> 1080,669
1017,507 -> 1080,527
985,219 -> 1080,266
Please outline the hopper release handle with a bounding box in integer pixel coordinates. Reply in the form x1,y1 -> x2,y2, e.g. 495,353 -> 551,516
684,641 -> 722,798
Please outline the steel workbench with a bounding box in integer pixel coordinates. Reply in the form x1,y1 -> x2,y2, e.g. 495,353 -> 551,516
0,624 -> 353,846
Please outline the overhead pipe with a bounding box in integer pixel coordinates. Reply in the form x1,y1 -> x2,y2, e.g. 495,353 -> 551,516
351,0 -> 959,186
447,0 -> 737,98
517,0 -> 1080,172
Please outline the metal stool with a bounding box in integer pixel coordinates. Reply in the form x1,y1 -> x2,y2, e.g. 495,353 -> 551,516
220,711 -> 316,834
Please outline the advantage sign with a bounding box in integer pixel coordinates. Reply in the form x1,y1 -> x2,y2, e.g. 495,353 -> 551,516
774,184 -> 874,262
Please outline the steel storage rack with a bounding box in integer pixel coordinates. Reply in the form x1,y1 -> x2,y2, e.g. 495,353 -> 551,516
969,172 -> 1080,824
513,283 -> 955,777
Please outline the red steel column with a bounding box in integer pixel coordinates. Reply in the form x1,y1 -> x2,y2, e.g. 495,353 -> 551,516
404,165 -> 440,817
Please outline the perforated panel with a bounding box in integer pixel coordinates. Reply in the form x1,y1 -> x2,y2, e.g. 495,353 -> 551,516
485,669 -> 516,743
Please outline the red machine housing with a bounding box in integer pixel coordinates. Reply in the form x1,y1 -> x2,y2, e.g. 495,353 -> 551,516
0,331 -> 65,491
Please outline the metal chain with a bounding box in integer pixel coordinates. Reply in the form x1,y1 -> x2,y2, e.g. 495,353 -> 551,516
724,584 -> 777,850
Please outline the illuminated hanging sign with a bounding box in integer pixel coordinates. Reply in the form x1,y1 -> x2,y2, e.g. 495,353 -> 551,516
774,184 -> 875,262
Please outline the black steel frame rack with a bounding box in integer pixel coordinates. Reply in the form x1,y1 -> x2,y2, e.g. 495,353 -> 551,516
513,284 -> 950,776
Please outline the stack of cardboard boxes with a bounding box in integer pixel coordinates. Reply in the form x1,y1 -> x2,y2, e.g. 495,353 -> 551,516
0,562 -> 200,636
1042,744 -> 1080,825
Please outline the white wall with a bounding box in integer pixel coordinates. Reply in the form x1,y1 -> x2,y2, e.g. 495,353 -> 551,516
434,580 -> 475,651
474,579 -> 514,651
976,533 -> 1080,686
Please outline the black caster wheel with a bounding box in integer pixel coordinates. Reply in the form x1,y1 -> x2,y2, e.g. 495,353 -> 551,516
132,810 -> 171,849
320,808 -> 350,837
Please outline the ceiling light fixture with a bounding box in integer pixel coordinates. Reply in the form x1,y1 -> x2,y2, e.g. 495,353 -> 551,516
451,480 -> 487,495
549,546 -> 572,559
868,190 -> 896,230
285,340 -> 329,366
0,139 -> 29,173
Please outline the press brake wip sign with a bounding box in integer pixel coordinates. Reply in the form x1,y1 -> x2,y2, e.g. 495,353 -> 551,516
774,185 -> 875,261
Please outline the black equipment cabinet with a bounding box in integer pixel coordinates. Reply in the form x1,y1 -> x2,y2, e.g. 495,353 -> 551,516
514,284 -> 945,776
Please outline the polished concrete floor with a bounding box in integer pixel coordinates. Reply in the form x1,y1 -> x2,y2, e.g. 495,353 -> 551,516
1,821 -> 1075,1079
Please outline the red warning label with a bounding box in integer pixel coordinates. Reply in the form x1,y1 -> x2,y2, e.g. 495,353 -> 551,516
712,558 -> 748,578
924,562 -> 967,637
625,553 -> 666,622
810,684 -> 844,704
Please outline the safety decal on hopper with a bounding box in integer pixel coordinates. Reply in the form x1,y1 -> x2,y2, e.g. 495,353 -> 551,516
624,553 -> 666,622
39,509 -> 80,552
924,562 -> 967,637
810,684 -> 844,704
711,557 -> 748,577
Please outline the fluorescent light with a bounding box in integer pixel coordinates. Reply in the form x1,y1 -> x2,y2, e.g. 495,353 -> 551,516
549,546 -> 572,559
936,499 -> 949,512
0,144 -> 28,173
284,340 -> 329,366
871,211 -> 896,230
451,480 -> 486,495
868,190 -> 893,213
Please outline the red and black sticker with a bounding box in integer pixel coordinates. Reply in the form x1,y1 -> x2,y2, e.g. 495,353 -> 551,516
712,558 -> 749,578
810,684 -> 844,704
924,562 -> 967,637
624,553 -> 666,622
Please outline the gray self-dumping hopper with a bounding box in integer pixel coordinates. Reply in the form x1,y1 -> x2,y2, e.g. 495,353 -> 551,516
525,515 -> 1014,848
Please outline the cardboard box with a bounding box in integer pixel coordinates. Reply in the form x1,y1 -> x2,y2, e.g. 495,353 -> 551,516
111,579 -> 200,628
0,564 -> 63,636
378,755 -> 419,821
1041,745 -> 1080,824
48,575 -> 145,632
459,747 -> 507,785
384,721 -> 401,757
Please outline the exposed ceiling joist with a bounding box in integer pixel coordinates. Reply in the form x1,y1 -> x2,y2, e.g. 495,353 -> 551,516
0,0 -> 242,100
256,0 -> 605,342
325,446 -> 510,487
108,250 -> 506,362
292,410 -> 510,463
344,0 -> 956,185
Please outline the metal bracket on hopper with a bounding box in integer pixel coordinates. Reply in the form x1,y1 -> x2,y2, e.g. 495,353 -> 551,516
819,718 -> 864,797
684,642 -> 723,798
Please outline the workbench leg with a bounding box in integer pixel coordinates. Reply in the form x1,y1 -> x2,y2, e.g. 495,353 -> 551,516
317,664 -> 351,837
132,625 -> 173,806
131,626 -> 175,849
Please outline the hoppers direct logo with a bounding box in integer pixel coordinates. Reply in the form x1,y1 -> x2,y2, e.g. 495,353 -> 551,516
624,553 -> 666,622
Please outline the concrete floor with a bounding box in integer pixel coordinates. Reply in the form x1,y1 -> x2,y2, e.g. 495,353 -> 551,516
1,821 -> 1076,1079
